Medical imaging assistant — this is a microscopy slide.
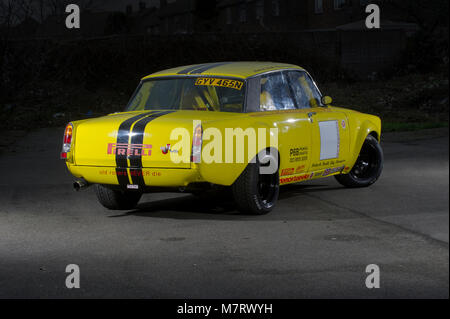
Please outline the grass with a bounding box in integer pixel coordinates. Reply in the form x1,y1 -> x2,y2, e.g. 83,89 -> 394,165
321,72 -> 449,126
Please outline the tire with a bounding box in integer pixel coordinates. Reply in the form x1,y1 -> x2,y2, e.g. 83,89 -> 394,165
232,160 -> 279,215
94,184 -> 142,210
335,135 -> 383,188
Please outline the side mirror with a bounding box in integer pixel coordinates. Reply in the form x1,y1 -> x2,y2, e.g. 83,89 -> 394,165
321,96 -> 333,106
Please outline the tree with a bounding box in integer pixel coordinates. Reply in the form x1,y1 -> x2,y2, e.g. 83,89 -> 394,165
380,0 -> 448,32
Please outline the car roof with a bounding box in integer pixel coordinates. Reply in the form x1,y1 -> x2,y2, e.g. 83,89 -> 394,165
142,62 -> 304,80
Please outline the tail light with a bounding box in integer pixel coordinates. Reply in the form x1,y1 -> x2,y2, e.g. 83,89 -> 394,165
61,123 -> 73,159
191,124 -> 203,163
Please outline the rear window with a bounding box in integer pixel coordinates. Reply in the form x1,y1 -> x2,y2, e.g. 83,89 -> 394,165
126,77 -> 246,113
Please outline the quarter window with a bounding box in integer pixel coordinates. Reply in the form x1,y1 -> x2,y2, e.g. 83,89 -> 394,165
286,71 -> 322,109
259,72 -> 296,111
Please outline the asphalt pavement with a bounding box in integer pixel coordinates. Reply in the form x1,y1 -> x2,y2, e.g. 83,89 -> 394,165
0,127 -> 448,298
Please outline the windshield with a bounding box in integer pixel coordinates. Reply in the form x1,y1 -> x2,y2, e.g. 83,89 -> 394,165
126,77 -> 246,112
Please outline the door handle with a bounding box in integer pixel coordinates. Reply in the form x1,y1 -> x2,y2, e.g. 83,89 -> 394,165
308,112 -> 317,122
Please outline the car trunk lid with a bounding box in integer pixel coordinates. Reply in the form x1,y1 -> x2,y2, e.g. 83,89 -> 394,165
73,110 -> 242,169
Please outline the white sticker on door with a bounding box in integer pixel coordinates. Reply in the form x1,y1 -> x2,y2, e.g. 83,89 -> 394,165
319,121 -> 340,160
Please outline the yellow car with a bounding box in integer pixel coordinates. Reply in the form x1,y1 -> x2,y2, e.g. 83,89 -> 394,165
61,62 -> 383,215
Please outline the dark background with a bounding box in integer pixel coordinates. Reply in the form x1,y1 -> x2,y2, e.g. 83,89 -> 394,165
0,0 -> 448,137
0,1 -> 448,299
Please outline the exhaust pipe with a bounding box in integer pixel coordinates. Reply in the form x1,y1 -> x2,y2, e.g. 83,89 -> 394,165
73,179 -> 90,191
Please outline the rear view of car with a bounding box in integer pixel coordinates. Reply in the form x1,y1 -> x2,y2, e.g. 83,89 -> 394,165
61,62 -> 383,215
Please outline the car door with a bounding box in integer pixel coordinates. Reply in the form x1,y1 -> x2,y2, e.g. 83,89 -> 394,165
285,71 -> 350,173
256,71 -> 312,178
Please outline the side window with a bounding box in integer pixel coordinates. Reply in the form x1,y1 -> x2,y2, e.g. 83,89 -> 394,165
260,72 -> 295,111
287,71 -> 322,109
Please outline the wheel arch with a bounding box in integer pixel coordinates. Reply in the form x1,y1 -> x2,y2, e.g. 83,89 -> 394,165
198,146 -> 280,186
198,119 -> 281,186
347,118 -> 382,170
368,130 -> 379,141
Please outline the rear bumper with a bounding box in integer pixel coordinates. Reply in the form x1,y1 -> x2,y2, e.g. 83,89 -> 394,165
66,164 -> 203,187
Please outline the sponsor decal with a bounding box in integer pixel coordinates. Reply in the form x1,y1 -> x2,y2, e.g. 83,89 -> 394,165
161,144 -> 170,154
290,147 -> 308,157
281,168 -> 295,176
313,159 -> 345,168
295,164 -> 306,173
161,144 -> 178,155
280,173 -> 313,184
322,165 -> 345,177
99,169 -> 162,177
127,184 -> 139,190
108,143 -> 152,156
342,166 -> 351,173
289,146 -> 308,163
195,78 -> 244,90
129,170 -> 145,177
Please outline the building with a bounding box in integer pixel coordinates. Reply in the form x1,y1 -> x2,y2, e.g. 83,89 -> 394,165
128,5 -> 161,35
158,0 -> 196,34
127,0 -> 199,35
215,0 -> 418,33
216,0 -> 307,33
304,0 -> 371,30
214,0 -> 376,33
28,0 -> 420,39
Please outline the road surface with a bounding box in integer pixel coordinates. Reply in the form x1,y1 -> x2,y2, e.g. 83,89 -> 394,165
0,127 -> 448,298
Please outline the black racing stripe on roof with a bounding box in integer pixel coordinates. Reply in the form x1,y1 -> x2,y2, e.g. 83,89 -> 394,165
177,64 -> 208,74
188,62 -> 234,74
